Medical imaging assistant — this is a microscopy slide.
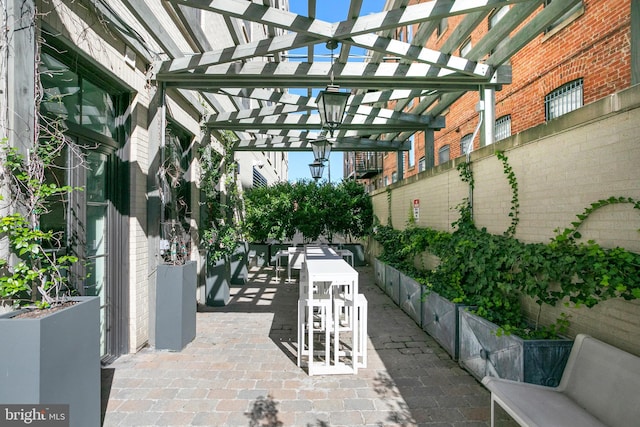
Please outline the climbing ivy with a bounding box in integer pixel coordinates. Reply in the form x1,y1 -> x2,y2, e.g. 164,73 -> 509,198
373,196 -> 640,339
495,151 -> 520,237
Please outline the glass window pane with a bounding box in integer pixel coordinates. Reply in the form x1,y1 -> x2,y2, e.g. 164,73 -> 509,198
39,53 -> 81,125
82,80 -> 116,137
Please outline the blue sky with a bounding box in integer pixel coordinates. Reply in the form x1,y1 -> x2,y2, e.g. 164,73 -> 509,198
286,0 -> 387,183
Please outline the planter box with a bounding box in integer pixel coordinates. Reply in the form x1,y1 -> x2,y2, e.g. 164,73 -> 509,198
0,296 -> 100,427
373,258 -> 385,289
205,255 -> 230,306
384,264 -> 401,304
340,243 -> 366,266
155,261 -> 197,351
230,241 -> 249,285
248,243 -> 269,267
421,292 -> 468,361
459,310 -> 574,386
399,272 -> 423,325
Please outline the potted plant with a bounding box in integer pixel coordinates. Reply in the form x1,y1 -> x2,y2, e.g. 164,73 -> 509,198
0,136 -> 100,427
152,129 -> 197,351
199,132 -> 245,305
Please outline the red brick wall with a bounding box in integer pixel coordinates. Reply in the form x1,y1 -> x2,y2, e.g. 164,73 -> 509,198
378,0 -> 632,181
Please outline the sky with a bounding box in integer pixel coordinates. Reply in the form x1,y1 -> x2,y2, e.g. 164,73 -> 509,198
285,0 -> 388,183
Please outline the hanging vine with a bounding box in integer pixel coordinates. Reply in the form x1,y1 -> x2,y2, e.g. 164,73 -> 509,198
496,151 -> 520,237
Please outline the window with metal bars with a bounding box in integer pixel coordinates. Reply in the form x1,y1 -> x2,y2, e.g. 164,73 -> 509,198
438,145 -> 450,164
545,78 -> 583,121
495,115 -> 512,141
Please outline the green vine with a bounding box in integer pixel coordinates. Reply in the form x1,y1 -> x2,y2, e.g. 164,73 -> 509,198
386,186 -> 393,227
199,131 -> 244,263
496,151 -> 519,237
456,160 -> 475,190
373,196 -> 640,339
554,196 -> 640,243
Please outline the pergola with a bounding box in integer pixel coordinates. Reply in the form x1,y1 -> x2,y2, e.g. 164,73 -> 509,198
110,0 -> 581,157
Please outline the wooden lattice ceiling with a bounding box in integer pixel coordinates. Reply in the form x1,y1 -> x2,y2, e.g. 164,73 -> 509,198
102,0 -> 582,152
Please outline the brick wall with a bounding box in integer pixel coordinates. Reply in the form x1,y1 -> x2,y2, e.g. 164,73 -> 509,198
368,84 -> 640,355
377,0 -> 632,183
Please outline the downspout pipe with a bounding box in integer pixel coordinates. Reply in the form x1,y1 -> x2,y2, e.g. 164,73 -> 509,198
465,95 -> 485,220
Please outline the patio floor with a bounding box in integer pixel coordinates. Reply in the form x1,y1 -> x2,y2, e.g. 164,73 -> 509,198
101,265 -> 516,426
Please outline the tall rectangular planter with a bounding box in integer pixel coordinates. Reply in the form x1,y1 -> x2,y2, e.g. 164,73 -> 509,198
205,255 -> 230,306
421,291 -> 469,361
459,310 -> 574,386
374,258 -> 385,290
230,241 -> 249,285
155,261 -> 197,351
384,264 -> 401,304
399,272 -> 423,325
0,296 -> 100,427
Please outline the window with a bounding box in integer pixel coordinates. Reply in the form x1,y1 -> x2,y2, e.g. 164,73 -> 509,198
438,145 -> 450,164
460,134 -> 473,155
544,0 -> 583,33
384,176 -> 389,186
391,172 -> 398,183
40,53 -> 118,138
408,136 -> 415,168
418,157 -> 426,172
545,78 -> 583,121
460,38 -> 472,57
495,115 -> 512,141
252,167 -> 268,187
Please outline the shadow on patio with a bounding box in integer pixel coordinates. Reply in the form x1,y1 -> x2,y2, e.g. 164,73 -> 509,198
101,265 -> 515,426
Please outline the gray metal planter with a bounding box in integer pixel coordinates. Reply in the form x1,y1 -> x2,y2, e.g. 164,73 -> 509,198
248,243 -> 269,267
205,255 -> 230,306
459,310 -> 573,386
155,261 -> 197,351
340,243 -> 366,266
384,264 -> 401,304
422,291 -> 468,360
399,272 -> 423,325
0,296 -> 100,427
230,241 -> 249,285
374,258 -> 385,289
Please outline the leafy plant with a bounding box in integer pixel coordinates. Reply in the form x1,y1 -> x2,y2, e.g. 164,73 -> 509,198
243,179 -> 373,244
0,138 -> 79,308
373,196 -> 640,339
199,131 -> 244,264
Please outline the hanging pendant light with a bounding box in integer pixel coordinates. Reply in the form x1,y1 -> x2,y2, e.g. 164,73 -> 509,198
308,160 -> 325,180
316,40 -> 349,137
311,137 -> 332,162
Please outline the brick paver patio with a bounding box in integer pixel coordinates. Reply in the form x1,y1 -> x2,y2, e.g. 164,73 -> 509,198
101,265 -> 514,426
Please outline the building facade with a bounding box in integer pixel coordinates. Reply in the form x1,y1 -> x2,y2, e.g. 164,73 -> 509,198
0,0 -> 288,361
349,0 -> 637,187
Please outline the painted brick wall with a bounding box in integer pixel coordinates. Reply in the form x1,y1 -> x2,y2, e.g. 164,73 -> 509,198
369,85 -> 640,355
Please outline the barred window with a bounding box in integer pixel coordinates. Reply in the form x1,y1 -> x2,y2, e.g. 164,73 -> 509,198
438,145 -> 450,164
460,134 -> 473,155
252,167 -> 268,188
495,115 -> 512,141
545,79 -> 583,121
418,157 -> 426,172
